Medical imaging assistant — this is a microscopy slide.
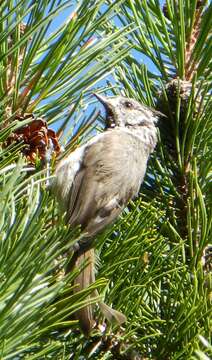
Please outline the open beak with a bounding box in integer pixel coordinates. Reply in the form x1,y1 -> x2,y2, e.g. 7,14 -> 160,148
92,93 -> 110,108
93,92 -> 115,129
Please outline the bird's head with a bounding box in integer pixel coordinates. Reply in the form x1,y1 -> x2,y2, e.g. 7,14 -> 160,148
93,93 -> 161,129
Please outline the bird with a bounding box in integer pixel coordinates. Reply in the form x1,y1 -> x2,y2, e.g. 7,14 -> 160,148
52,93 -> 159,335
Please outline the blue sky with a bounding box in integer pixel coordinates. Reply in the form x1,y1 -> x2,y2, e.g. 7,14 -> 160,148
34,1 -> 165,136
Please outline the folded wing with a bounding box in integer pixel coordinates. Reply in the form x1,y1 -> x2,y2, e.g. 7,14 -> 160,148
66,130 -> 147,237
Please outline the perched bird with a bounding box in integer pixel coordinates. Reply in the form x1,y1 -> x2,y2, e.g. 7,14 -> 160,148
52,93 -> 159,335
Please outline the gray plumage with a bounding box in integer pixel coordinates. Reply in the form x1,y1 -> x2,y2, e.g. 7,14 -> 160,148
52,94 -> 158,335
53,95 -> 157,243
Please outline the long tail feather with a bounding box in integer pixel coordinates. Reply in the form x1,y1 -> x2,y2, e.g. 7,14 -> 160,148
69,248 -> 127,336
73,249 -> 96,336
98,300 -> 127,325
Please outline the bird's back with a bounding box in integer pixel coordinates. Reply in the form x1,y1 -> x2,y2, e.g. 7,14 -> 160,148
53,128 -> 150,238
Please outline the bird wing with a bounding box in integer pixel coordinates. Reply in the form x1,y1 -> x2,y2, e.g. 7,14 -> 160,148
66,129 -> 147,237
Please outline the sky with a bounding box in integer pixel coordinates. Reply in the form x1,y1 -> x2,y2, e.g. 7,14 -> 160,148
30,0 -> 165,135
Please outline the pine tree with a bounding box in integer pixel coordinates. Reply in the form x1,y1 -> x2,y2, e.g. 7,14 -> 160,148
0,1 -> 211,359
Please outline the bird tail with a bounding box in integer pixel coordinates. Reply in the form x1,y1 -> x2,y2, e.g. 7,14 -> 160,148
73,249 -> 96,336
71,248 -> 126,336
98,300 -> 127,325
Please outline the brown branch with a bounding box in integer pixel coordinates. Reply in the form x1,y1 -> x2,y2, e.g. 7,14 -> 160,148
185,1 -> 206,80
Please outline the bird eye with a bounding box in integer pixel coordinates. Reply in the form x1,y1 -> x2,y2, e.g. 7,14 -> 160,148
124,101 -> 133,109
